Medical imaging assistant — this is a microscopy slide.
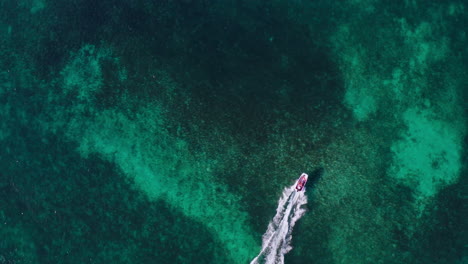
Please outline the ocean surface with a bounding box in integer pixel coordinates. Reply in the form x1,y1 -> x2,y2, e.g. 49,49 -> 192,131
0,0 -> 467,263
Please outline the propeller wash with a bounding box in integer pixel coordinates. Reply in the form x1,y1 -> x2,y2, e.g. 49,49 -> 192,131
250,173 -> 309,264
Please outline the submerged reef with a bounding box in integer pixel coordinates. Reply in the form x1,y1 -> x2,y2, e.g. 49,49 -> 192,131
0,0 -> 466,263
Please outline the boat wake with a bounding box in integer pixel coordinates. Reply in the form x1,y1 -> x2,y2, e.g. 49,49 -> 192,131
250,183 -> 308,264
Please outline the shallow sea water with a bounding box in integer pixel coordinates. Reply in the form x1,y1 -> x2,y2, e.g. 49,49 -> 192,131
0,1 -> 467,263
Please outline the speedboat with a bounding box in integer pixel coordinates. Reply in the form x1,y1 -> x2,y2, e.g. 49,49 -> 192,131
295,173 -> 308,191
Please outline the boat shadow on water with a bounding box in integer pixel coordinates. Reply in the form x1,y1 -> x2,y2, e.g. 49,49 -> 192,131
304,167 -> 324,190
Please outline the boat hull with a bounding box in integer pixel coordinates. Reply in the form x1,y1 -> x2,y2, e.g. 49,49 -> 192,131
295,173 -> 308,191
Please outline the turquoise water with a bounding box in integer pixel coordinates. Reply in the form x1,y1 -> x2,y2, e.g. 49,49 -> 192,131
1,0 -> 467,263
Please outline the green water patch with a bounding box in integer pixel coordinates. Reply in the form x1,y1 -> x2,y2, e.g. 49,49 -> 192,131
327,2 -> 468,262
41,43 -> 259,263
331,1 -> 467,203
332,10 -> 455,122
389,108 -> 465,204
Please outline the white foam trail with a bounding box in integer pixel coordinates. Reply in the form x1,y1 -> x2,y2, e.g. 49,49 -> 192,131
251,183 -> 308,264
